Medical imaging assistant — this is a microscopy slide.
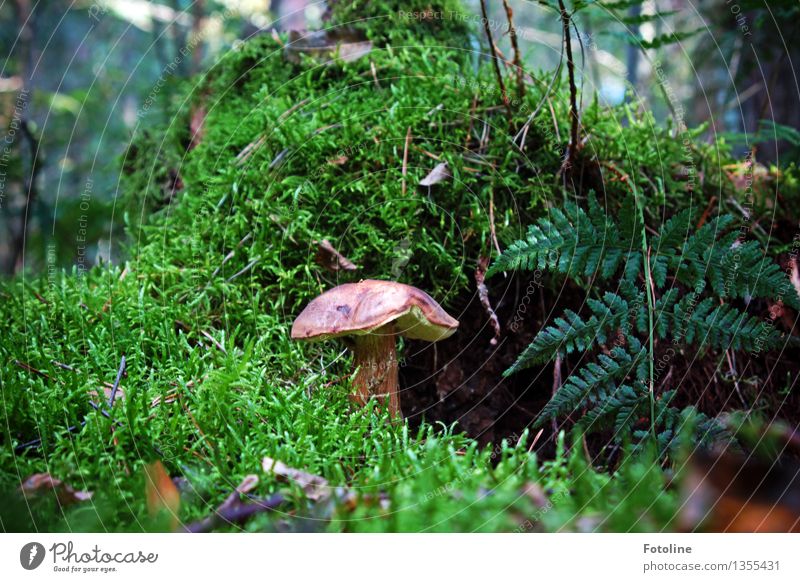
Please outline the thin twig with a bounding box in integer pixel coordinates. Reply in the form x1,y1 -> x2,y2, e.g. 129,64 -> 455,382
277,97 -> 310,122
724,350 -> 748,409
183,494 -> 286,533
465,93 -> 478,149
199,330 -> 227,354
552,355 -> 562,439
225,258 -> 260,282
107,356 -> 126,409
401,126 -> 411,196
479,0 -> 512,122
370,61 -> 381,89
475,256 -> 502,346
51,361 -> 75,372
514,53 -> 563,149
641,214 -> 657,441
502,0 -> 525,100
488,191 -> 501,256
558,0 -> 580,171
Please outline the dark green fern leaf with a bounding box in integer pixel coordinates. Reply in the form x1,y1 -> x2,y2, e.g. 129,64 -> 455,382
535,346 -> 638,427
506,292 -> 630,375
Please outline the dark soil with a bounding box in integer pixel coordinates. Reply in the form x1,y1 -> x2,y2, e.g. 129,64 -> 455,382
400,271 -> 557,450
400,266 -> 800,459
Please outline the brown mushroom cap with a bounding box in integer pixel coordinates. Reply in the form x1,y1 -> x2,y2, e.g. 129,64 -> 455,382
291,279 -> 458,342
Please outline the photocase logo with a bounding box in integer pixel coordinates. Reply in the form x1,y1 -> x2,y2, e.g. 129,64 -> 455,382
20,542 -> 46,570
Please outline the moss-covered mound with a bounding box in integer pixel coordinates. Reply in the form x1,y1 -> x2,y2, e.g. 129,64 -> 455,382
0,1 -> 756,532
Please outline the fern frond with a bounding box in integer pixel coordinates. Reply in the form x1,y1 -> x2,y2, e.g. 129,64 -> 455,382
505,292 -> 630,375
670,296 -> 781,351
488,192 -> 638,280
534,346 -> 641,427
709,240 -> 800,310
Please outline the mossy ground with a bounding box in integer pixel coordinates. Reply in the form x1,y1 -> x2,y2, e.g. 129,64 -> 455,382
0,2 -> 777,532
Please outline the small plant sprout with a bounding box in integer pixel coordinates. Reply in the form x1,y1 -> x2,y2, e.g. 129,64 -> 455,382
291,279 -> 459,418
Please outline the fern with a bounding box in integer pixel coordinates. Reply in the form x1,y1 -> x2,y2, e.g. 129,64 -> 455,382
492,192 -> 795,447
505,292 -> 631,374
536,344 -> 644,423
487,196 -> 641,281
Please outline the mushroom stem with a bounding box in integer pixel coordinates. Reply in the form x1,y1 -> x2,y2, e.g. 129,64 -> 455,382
351,329 -> 401,418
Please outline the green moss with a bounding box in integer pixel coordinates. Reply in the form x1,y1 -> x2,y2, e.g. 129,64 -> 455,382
327,0 -> 472,42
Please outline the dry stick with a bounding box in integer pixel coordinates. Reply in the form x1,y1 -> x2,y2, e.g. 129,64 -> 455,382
401,127 -> 411,196
724,349 -> 748,409
513,53 -> 563,149
501,0 -> 525,100
465,93 -> 478,149
479,0 -> 512,123
200,330 -> 227,354
52,361 -> 75,372
225,258 -> 260,282
183,493 -> 286,533
552,355 -> 562,439
488,191 -> 501,256
528,428 -> 545,452
370,61 -> 381,89
558,0 -> 580,171
571,19 -> 586,114
475,256 -> 502,346
15,377 -> 124,454
107,356 -> 126,409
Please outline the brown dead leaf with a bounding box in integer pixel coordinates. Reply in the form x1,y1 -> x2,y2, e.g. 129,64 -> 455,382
680,451 -> 800,532
419,162 -> 452,186
790,259 -> 800,303
144,461 -> 181,528
285,30 -> 372,65
21,473 -> 93,506
188,104 -> 206,150
327,155 -> 348,165
88,383 -> 125,404
315,239 -> 358,272
262,457 -> 330,501
334,488 -> 390,512
520,482 -> 548,508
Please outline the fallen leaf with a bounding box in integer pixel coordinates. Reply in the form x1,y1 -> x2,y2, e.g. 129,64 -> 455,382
419,162 -> 452,186
327,155 -> 348,165
87,383 -> 125,405
315,239 -> 358,272
790,259 -> 800,302
520,482 -> 548,508
262,457 -> 330,501
234,474 -> 260,495
680,451 -> 800,532
144,461 -> 181,528
20,473 -> 93,506
188,104 -> 206,150
285,30 -> 372,65
218,474 -> 260,512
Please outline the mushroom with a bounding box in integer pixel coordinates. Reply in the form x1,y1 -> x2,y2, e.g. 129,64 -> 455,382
291,279 -> 459,418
